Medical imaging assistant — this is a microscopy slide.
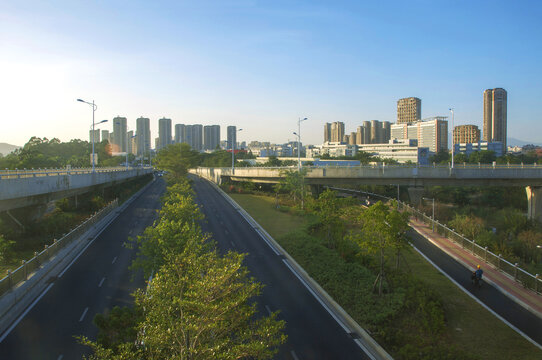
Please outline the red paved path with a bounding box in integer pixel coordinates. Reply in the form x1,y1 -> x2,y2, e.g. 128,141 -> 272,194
409,217 -> 542,318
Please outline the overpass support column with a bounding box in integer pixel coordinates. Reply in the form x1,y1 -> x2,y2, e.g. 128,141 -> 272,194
408,187 -> 425,206
309,185 -> 323,198
526,186 -> 542,222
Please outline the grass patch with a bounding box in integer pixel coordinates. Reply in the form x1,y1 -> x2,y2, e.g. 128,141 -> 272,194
230,193 -> 542,360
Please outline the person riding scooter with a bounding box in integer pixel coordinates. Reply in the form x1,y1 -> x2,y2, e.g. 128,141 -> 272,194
471,265 -> 483,288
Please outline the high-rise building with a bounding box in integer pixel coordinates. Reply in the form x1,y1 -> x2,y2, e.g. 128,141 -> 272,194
227,126 -> 237,150
348,132 -> 356,145
453,125 -> 480,145
175,124 -> 186,144
391,117 -> 448,153
397,97 -> 422,124
483,88 -> 507,151
191,124 -> 203,151
330,122 -> 345,142
101,130 -> 110,143
362,121 -> 371,144
136,117 -> 151,156
127,130 -> 135,155
370,120 -> 382,144
158,117 -> 172,150
112,116 -> 127,153
89,129 -> 100,143
203,125 -> 220,151
324,123 -> 332,142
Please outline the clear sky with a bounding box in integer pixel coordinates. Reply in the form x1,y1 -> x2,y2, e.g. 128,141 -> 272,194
1,0 -> 541,147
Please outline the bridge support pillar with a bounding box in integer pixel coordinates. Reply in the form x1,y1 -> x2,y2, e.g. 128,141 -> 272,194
526,186 -> 542,222
309,185 -> 323,198
408,187 -> 425,206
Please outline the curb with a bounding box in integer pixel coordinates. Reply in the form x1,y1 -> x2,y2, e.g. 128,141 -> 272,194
0,177 -> 155,340
202,177 -> 393,360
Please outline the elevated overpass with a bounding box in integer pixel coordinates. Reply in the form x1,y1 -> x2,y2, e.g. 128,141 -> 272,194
191,164 -> 542,221
0,167 -> 153,212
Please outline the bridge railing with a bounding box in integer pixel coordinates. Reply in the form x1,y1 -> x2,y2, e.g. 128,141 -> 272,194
0,199 -> 119,297
0,166 -> 152,180
331,187 -> 542,295
221,163 -> 541,170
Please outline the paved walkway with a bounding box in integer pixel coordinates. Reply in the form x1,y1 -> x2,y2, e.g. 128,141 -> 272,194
409,217 -> 542,319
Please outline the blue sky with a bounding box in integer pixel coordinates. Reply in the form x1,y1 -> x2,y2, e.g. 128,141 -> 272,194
1,0 -> 541,146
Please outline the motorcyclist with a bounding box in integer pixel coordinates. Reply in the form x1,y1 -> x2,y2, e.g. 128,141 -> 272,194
471,265 -> 483,288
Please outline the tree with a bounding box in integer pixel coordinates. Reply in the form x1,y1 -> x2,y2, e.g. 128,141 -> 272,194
429,150 -> 450,164
351,201 -> 409,295
449,214 -> 485,239
309,189 -> 344,248
0,235 -> 15,263
274,168 -> 306,206
154,143 -> 199,178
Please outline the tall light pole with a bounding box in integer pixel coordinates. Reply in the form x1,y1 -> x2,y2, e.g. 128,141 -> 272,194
297,117 -> 308,171
232,128 -> 243,174
423,197 -> 435,232
449,108 -> 455,169
77,98 -> 101,172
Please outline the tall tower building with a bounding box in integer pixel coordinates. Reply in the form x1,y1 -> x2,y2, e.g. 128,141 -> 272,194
175,124 -> 186,144
101,130 -> 110,143
204,125 -> 220,150
331,122 -> 345,142
136,117 -> 151,156
227,126 -> 237,150
112,116 -> 127,153
453,125 -> 480,144
397,97 -> 422,124
483,88 -> 507,150
191,124 -> 203,151
362,121 -> 371,144
324,123 -> 332,142
158,117 -> 172,150
89,129 -> 100,143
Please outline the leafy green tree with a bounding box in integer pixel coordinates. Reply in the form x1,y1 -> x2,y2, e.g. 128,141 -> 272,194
264,156 -> 282,167
309,189 -> 344,248
0,235 -> 15,263
468,150 -> 496,164
351,201 -> 409,295
449,214 -> 485,239
453,152 -> 468,164
429,150 -> 450,164
274,168 -> 306,206
154,143 -> 199,178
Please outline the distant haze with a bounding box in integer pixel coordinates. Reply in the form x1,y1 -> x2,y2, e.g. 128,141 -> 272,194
0,143 -> 21,156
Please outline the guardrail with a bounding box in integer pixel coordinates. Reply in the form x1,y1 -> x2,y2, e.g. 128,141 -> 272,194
331,187 -> 542,295
0,166 -> 152,180
209,163 -> 541,170
0,199 -> 119,297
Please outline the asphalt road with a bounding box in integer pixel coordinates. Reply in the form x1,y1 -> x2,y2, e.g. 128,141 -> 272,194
190,175 -> 369,360
0,178 -> 166,359
407,229 -> 542,347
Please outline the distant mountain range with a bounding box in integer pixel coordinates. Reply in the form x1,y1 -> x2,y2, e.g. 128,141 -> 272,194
507,137 -> 542,147
0,143 -> 20,156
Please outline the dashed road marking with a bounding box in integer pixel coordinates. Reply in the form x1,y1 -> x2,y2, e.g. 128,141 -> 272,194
112,256 -> 117,264
291,350 -> 300,360
265,305 -> 272,316
79,307 -> 89,322
230,240 -> 235,247
98,277 -> 106,287
57,355 -> 63,360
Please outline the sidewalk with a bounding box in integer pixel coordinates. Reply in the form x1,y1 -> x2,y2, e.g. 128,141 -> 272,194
409,217 -> 542,319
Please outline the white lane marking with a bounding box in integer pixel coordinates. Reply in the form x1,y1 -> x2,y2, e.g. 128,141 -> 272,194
0,283 -> 54,343
57,355 -> 64,360
98,277 -> 106,288
291,350 -> 300,360
111,256 -> 117,264
79,307 -> 89,322
224,229 -> 229,235
230,241 -> 235,247
411,244 -> 542,351
265,305 -> 272,316
281,260 -> 350,333
58,209 -> 118,278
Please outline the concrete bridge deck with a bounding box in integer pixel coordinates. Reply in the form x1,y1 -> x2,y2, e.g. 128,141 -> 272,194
191,164 -> 542,220
0,167 -> 153,212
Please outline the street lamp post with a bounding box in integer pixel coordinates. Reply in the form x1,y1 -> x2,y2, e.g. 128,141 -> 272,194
77,99 -> 101,172
297,117 -> 308,171
231,128 -> 243,174
423,197 -> 435,232
449,108 -> 455,169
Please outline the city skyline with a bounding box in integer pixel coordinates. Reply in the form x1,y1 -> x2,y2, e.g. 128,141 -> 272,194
2,1 -> 542,146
